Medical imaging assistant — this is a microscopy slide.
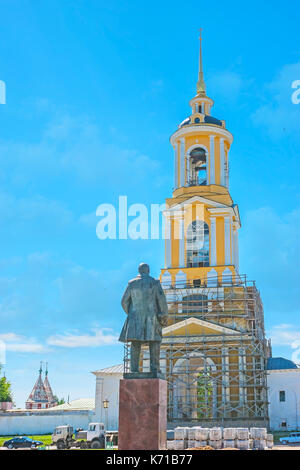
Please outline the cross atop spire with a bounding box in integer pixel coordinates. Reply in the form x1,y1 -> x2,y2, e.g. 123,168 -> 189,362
196,28 -> 206,96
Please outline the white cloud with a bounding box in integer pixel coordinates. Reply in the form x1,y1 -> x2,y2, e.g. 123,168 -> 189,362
252,61 -> 300,138
269,324 -> 300,364
0,112 -> 161,189
0,333 -> 20,342
0,192 -> 73,231
269,324 -> 300,347
6,343 -> 46,353
18,196 -> 73,225
47,328 -> 118,348
0,333 -> 47,353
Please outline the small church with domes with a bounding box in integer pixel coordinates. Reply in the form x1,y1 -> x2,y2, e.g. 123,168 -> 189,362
25,362 -> 57,410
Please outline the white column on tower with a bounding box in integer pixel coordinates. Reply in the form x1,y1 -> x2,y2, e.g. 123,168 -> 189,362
210,216 -> 217,266
178,215 -> 185,268
224,216 -> 231,265
209,135 -> 215,184
186,150 -> 190,186
220,138 -> 225,186
225,152 -> 229,188
235,229 -> 239,272
165,216 -> 171,269
232,223 -> 239,273
180,138 -> 185,187
174,142 -> 178,189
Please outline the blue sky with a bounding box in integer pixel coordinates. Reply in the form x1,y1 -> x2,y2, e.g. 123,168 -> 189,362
0,0 -> 300,407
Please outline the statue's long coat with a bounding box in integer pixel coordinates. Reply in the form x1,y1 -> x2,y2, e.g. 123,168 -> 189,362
119,274 -> 168,343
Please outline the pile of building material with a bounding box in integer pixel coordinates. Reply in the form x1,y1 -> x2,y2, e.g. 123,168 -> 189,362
223,427 -> 237,449
167,427 -> 272,450
186,426 -> 210,448
250,427 -> 267,450
236,428 -> 250,450
208,427 -> 223,449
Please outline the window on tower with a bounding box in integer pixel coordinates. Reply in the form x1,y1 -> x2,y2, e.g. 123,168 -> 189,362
186,220 -> 209,268
189,147 -> 207,186
182,294 -> 208,314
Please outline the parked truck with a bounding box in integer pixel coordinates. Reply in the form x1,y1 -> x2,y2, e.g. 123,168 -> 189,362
52,422 -> 106,449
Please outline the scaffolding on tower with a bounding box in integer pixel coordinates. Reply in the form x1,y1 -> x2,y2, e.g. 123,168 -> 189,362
124,273 -> 270,427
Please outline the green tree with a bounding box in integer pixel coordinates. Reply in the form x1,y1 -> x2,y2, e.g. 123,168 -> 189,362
53,395 -> 65,405
0,366 -> 13,402
196,371 -> 212,419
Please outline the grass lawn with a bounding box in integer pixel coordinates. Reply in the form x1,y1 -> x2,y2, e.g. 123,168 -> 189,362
0,434 -> 52,447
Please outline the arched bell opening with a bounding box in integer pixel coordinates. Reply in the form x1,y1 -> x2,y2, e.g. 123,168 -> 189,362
188,147 -> 207,186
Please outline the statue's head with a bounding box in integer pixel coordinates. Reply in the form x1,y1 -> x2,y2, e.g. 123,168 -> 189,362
138,263 -> 150,275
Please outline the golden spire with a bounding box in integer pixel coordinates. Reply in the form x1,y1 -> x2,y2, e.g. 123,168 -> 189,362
197,29 -> 206,95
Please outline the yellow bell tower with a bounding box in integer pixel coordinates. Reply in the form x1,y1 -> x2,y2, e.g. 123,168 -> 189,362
157,33 -> 270,428
161,30 -> 240,288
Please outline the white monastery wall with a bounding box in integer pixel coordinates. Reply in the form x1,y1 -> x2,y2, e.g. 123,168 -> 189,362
0,409 -> 94,436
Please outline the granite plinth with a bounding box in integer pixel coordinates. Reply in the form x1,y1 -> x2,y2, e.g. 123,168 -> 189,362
118,378 -> 167,450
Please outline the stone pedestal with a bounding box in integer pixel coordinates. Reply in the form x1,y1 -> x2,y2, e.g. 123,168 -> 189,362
118,378 -> 167,450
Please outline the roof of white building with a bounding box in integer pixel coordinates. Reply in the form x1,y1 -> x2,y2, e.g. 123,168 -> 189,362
48,398 -> 95,410
9,398 -> 95,412
92,364 -> 123,375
